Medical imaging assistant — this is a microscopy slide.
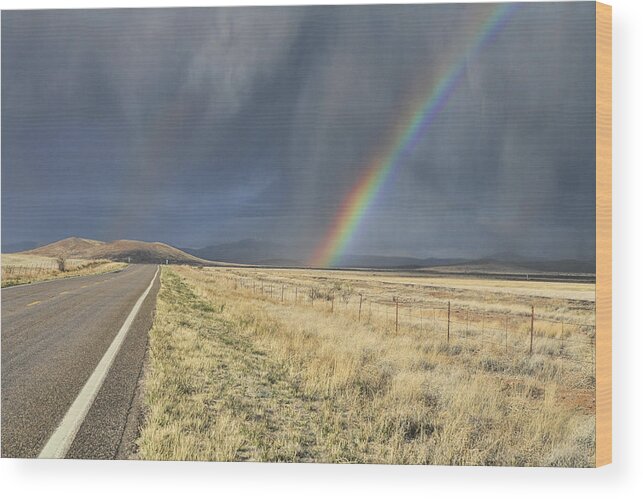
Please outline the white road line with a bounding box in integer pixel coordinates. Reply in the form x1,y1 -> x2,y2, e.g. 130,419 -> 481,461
38,266 -> 159,459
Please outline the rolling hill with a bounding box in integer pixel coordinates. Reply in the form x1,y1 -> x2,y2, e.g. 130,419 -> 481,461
23,237 -> 212,265
13,237 -> 595,274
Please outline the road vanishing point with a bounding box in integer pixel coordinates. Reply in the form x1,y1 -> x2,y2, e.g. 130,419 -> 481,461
1,264 -> 160,459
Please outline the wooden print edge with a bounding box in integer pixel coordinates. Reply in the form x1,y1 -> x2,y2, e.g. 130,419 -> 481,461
595,0 -> 612,468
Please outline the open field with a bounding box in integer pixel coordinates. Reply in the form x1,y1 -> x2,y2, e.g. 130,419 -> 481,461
1,253 -> 127,287
239,267 -> 596,302
138,265 -> 595,465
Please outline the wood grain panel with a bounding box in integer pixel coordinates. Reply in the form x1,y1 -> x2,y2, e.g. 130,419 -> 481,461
595,1 -> 612,468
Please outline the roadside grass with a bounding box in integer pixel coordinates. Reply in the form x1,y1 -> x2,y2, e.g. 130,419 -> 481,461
137,269 -> 322,462
137,266 -> 595,466
1,254 -> 126,287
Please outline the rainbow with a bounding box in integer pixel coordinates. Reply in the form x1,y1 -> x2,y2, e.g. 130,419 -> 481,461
309,3 -> 520,268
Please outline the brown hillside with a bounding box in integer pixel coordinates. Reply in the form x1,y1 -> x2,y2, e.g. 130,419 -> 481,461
24,237 -> 214,265
26,237 -> 105,258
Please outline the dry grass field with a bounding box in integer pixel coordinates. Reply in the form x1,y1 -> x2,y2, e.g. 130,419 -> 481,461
1,253 -> 127,287
137,265 -> 596,466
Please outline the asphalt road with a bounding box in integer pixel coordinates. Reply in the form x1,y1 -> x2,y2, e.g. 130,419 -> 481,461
1,264 -> 160,459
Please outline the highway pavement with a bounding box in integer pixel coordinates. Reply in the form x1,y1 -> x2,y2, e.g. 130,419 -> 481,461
1,264 -> 160,459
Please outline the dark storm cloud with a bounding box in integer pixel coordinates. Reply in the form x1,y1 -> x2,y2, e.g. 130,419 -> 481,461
2,3 -> 595,260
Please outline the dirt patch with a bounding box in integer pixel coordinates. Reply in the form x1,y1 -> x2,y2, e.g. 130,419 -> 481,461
557,387 -> 596,414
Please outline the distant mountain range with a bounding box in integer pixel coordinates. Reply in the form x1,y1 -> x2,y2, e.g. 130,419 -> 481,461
181,240 -> 456,268
1,240 -> 41,253
4,237 -> 595,274
183,239 -> 595,273
182,239 -> 293,266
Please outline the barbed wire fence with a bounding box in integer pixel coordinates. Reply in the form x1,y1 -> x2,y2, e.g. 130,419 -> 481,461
1,259 -> 106,282
208,271 -> 596,370
2,261 -> 59,280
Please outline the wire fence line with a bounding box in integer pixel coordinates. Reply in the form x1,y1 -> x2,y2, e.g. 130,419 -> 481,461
2,262 -> 60,279
209,272 -> 596,368
1,260 -> 107,281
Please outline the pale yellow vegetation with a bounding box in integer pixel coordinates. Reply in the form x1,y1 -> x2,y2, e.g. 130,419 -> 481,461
1,253 -> 127,287
137,265 -> 595,466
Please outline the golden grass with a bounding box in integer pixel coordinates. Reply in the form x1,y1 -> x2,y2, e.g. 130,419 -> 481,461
238,267 -> 596,301
1,253 -> 127,287
137,265 -> 595,466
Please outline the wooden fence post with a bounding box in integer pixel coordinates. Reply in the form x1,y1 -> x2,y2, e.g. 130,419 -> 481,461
447,301 -> 451,344
505,313 -> 509,353
530,305 -> 534,355
281,285 -> 284,302
395,297 -> 399,333
560,321 -> 565,352
358,294 -> 363,322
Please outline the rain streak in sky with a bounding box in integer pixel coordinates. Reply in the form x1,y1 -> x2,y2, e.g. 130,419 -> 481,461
2,3 -> 596,261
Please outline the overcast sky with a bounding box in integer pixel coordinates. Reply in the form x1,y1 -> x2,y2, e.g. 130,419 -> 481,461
2,3 -> 596,260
